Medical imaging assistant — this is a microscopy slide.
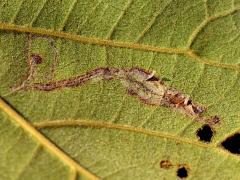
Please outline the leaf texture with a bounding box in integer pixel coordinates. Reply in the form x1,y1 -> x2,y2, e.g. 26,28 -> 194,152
0,0 -> 240,179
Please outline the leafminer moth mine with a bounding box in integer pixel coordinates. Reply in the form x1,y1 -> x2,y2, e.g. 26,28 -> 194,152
12,65 -> 219,125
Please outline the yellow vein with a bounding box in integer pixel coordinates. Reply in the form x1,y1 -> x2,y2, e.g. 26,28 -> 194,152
187,51 -> 240,71
0,22 -> 186,55
34,119 -> 211,148
70,168 -> 78,180
34,119 -> 240,159
0,98 -> 99,180
187,6 -> 240,48
0,22 -> 239,71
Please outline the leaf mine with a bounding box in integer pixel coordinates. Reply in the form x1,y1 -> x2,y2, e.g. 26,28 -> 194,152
7,34 -> 220,126
0,1 -> 239,179
12,58 -> 221,125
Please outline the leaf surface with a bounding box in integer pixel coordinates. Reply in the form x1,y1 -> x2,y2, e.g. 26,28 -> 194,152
0,0 -> 240,179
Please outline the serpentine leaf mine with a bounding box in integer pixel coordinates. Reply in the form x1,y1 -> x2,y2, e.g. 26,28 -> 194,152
9,35 -> 220,125
13,62 -> 220,125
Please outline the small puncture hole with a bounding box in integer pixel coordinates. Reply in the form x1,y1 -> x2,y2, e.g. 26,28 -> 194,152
177,166 -> 188,178
196,124 -> 213,142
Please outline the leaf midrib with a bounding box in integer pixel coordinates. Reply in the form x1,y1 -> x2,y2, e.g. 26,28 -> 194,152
0,97 -> 99,180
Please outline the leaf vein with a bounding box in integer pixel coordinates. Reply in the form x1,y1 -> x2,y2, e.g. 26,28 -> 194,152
33,119 -> 240,160
0,22 -> 239,71
187,6 -> 240,48
0,98 -> 99,180
33,119 -> 213,148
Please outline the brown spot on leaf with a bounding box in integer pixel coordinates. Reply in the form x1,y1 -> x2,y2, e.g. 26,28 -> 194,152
170,93 -> 185,105
160,160 -> 173,169
127,89 -> 137,96
31,54 -> 42,64
206,115 -> 220,125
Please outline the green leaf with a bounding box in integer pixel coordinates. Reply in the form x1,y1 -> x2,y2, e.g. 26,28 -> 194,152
0,0 -> 240,179
0,107 -> 72,180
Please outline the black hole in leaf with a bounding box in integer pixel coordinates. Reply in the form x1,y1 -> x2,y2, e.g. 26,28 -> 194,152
196,124 -> 213,142
221,133 -> 240,154
177,167 -> 188,178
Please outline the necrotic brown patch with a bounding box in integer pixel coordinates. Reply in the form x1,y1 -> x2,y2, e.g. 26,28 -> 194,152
160,160 -> 173,169
206,116 -> 220,126
31,54 -> 42,64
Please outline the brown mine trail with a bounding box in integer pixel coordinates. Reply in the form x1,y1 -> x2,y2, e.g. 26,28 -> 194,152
19,66 -> 220,125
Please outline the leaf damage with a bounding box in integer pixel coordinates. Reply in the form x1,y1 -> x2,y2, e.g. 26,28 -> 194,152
11,59 -> 220,126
